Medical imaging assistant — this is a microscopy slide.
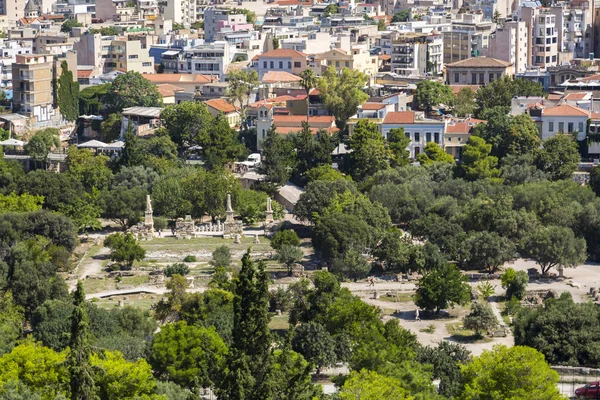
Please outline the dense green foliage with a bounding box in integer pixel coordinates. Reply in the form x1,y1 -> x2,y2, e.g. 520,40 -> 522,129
57,61 -> 79,122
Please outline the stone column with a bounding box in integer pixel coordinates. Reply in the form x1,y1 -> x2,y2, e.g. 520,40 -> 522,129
144,195 -> 154,233
225,193 -> 234,222
265,197 -> 274,223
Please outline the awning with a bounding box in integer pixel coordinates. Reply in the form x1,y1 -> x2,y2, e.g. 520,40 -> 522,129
78,139 -> 107,148
0,138 -> 25,146
162,50 -> 180,56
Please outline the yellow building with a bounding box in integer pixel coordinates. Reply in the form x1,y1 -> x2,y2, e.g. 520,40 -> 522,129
313,48 -> 378,76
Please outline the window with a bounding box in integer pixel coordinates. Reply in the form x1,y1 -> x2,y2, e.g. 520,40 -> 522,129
405,132 -> 410,139
263,61 -> 267,68
294,61 -> 301,68
128,54 -> 138,59
426,132 -> 431,142
489,73 -> 494,82
335,61 -> 339,67
471,73 -> 477,84
568,122 -> 574,132
287,61 -> 291,68
549,121 -> 554,132
414,132 -> 420,142
142,62 -> 152,67
278,61 -> 283,69
479,73 -> 484,84
345,61 -> 350,67
552,55 -> 557,62
454,73 -> 459,83
579,122 -> 584,132
558,122 -> 564,132
270,61 -> 274,68
434,132 -> 440,143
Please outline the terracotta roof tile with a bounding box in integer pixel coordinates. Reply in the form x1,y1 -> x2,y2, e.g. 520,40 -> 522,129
156,83 -> 185,97
262,71 -> 302,83
383,111 -> 415,124
542,104 -> 589,117
449,85 -> 480,96
257,49 -> 307,59
446,56 -> 512,68
204,98 -> 237,113
361,102 -> 386,110
446,118 -> 485,133
77,70 -> 93,78
564,92 -> 589,101
273,115 -> 335,124
144,74 -> 214,84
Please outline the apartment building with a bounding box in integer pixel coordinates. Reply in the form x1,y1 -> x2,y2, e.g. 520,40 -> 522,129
12,53 -> 54,123
487,20 -> 528,73
161,41 -> 230,79
74,33 -> 154,74
381,111 -> 447,159
162,0 -> 197,26
251,48 -> 307,79
551,2 -> 593,60
0,0 -> 26,26
520,6 -> 559,68
280,32 -> 333,54
313,47 -> 378,76
204,8 -> 248,42
390,31 -> 443,76
442,12 -> 494,64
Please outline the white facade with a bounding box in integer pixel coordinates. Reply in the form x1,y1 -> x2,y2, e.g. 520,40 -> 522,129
163,41 -> 230,79
541,115 -> 587,141
488,20 -> 528,74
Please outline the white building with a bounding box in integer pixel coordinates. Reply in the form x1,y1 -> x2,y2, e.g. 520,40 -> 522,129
488,20 -> 528,74
381,111 -> 447,158
161,41 -> 231,79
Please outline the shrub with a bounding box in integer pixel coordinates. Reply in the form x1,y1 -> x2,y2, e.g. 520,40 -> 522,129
501,268 -> 529,300
164,263 -> 190,277
154,217 -> 167,231
271,229 -> 301,250
183,255 -> 197,262
211,246 -> 231,269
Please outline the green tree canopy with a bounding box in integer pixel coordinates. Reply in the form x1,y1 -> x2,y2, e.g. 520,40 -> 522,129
317,66 -> 369,129
415,264 -> 471,313
103,232 -> 146,269
107,71 -> 162,112
417,142 -> 455,164
339,369 -> 413,400
453,87 -> 477,117
500,267 -> 529,300
459,345 -> 563,400
57,61 -> 79,121
461,231 -> 515,273
463,301 -> 496,337
25,128 -> 60,165
257,126 -> 296,187
520,225 -> 586,275
475,76 -> 543,114
414,80 -> 454,112
150,321 -> 227,389
61,19 -> 82,33
457,136 -> 501,181
536,133 -> 580,180
348,119 -> 392,180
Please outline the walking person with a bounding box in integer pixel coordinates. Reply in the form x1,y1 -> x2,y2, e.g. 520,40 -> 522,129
415,308 -> 420,321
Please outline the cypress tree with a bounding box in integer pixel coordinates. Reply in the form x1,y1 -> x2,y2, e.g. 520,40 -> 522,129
58,61 -> 80,121
68,281 -> 95,400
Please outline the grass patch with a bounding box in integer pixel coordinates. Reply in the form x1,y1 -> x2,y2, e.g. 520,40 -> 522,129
446,323 -> 493,343
379,293 -> 414,303
79,244 -> 103,266
140,236 -> 274,253
269,313 -> 289,331
83,278 -> 114,294
95,294 -> 159,311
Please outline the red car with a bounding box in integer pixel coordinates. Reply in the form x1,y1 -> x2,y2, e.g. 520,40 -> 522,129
576,382 -> 600,399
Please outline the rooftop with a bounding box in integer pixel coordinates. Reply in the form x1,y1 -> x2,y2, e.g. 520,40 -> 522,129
255,48 -> 307,59
204,98 -> 237,113
542,104 -> 589,117
262,71 -> 302,83
144,73 -> 214,84
383,111 -> 415,124
122,107 -> 162,117
446,56 -> 512,68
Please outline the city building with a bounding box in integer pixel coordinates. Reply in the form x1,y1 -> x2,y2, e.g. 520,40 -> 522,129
313,47 -> 378,76
520,5 -> 559,68
12,53 -> 54,123
442,12 -> 494,64
251,48 -> 307,79
445,56 -> 513,85
204,8 -> 248,42
74,33 -> 154,74
381,111 -> 446,158
487,20 -> 528,74
390,31 -> 443,76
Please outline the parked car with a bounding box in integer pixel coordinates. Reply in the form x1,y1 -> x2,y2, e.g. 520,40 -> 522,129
576,382 -> 600,399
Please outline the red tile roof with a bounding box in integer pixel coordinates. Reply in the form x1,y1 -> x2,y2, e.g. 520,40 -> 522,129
204,98 -> 238,113
581,73 -> 600,81
257,49 -> 307,59
564,92 -> 589,101
77,70 -> 93,78
262,71 -> 302,83
361,102 -> 386,110
446,118 -> 485,133
446,57 -> 512,68
275,126 -> 338,135
383,111 -> 415,124
542,104 -> 589,117
144,74 -> 214,84
273,115 -> 335,124
157,83 -> 185,97
449,85 -> 480,96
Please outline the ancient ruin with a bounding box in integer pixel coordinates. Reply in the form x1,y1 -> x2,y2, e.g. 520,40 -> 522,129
223,193 -> 243,238
129,195 -> 155,240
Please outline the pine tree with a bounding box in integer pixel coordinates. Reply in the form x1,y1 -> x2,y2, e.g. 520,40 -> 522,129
68,281 -> 95,400
218,250 -> 274,399
57,61 -> 80,121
